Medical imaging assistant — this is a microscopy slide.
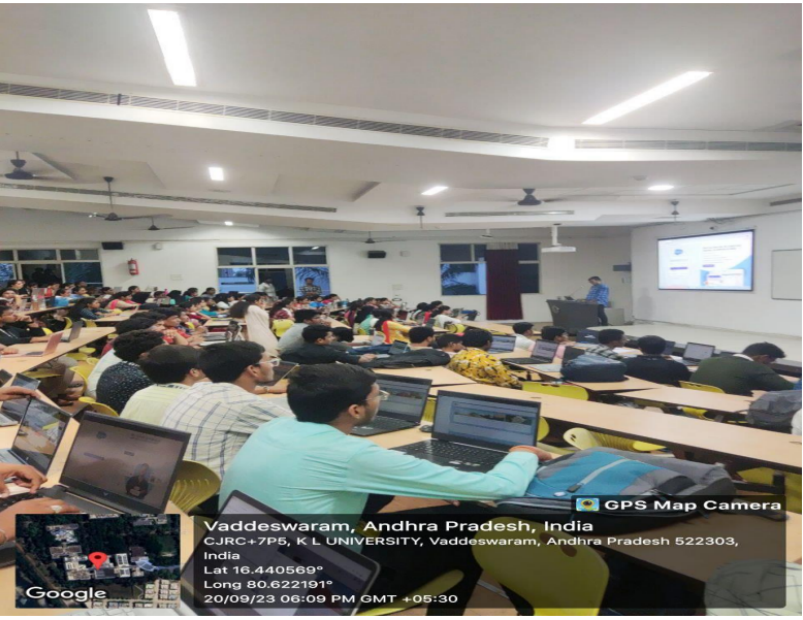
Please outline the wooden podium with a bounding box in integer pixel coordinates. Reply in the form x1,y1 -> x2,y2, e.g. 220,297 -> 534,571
546,299 -> 600,333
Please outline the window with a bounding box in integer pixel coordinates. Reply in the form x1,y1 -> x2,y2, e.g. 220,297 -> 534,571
0,249 -> 103,286
216,246 -> 331,295
439,243 -> 539,295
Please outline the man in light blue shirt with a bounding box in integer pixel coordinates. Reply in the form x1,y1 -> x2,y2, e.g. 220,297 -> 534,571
221,364 -> 550,614
585,275 -> 611,326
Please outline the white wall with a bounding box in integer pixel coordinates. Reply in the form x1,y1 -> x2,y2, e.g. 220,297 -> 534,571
631,209 -> 802,336
0,207 -> 632,322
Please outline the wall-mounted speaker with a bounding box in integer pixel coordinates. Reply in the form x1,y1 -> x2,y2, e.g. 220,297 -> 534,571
367,251 -> 387,259
613,263 -> 632,272
101,242 -> 125,250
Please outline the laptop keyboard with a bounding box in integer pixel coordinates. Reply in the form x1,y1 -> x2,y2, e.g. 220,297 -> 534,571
0,491 -> 45,512
397,440 -> 504,470
353,417 -> 414,434
503,357 -> 549,365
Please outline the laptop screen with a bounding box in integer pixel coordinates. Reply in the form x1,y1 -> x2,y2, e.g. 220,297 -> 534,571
263,361 -> 299,387
562,346 -> 586,365
376,375 -> 432,422
182,491 -> 379,616
433,391 -> 540,450
388,340 -> 410,356
576,329 -> 599,344
12,398 -> 71,473
489,334 -> 516,353
0,374 -> 41,422
0,369 -> 12,387
683,342 -> 715,362
66,320 -> 82,341
662,340 -> 676,355
59,414 -> 189,514
532,340 -> 559,360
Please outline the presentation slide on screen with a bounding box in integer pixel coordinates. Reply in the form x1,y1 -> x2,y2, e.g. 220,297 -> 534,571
658,230 -> 754,291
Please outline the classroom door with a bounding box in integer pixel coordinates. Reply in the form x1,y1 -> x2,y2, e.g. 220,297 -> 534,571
257,268 -> 294,298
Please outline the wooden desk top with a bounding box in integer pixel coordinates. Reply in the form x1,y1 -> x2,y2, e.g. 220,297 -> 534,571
618,386 -> 756,415
461,321 -> 521,335
93,311 -> 137,324
435,383 -> 802,473
533,369 -> 665,393
0,327 -> 116,375
0,420 -> 194,616
373,366 -> 477,387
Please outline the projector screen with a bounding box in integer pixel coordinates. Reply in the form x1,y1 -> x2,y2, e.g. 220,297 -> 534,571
658,230 -> 754,291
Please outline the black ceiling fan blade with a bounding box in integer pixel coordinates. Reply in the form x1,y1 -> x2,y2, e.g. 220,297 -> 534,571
159,226 -> 196,230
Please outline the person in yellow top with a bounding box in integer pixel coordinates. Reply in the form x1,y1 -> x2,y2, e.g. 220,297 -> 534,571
374,309 -> 411,344
448,329 -> 521,389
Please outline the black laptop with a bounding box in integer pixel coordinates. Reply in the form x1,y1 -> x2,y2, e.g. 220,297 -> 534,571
576,329 -> 599,345
562,346 -> 587,365
37,414 -> 190,514
0,374 -> 41,426
503,339 -> 560,366
0,397 -> 71,475
393,390 -> 540,472
352,375 -> 432,436
488,334 -> 517,354
181,491 -> 380,616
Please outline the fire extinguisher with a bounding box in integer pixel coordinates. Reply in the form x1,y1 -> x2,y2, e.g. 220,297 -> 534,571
127,259 -> 139,276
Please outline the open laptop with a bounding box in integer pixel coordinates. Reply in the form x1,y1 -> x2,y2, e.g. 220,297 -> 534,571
0,374 -> 41,426
393,390 -> 540,472
37,413 -> 190,515
263,360 -> 299,388
575,329 -> 599,345
351,375 -> 432,436
0,369 -> 11,387
60,320 -> 83,342
502,339 -> 560,367
388,339 -> 410,355
0,331 -> 62,358
177,491 -> 380,617
488,334 -> 517,354
661,340 -> 676,356
678,342 -> 716,366
0,397 -> 70,475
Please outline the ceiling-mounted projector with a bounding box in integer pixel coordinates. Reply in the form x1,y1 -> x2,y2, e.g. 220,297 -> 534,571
541,224 -> 576,253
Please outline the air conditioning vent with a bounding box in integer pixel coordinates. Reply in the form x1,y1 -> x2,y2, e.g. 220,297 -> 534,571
178,101 -> 225,115
59,90 -> 111,104
446,210 -> 574,217
315,116 -> 359,129
271,111 -> 316,125
224,106 -> 269,120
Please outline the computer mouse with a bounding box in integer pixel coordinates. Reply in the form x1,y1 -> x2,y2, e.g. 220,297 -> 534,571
420,424 -> 433,433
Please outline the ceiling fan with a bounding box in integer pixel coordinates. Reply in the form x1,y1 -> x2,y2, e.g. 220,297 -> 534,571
4,151 -> 66,181
90,176 -> 167,222
145,217 -> 196,231
464,188 -> 569,206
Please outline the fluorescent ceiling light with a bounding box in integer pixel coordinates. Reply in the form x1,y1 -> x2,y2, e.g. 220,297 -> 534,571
540,210 -> 574,216
311,246 -> 320,250
583,71 -> 712,125
223,221 -> 234,226
422,185 -> 448,196
208,166 -> 225,181
548,137 -> 575,151
148,9 -> 197,87
648,184 -> 675,191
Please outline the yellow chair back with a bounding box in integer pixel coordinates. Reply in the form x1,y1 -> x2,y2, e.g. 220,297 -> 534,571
679,380 -> 725,393
78,397 -> 119,417
64,317 -> 73,329
472,517 -> 609,615
83,319 -> 98,328
522,382 -> 589,401
447,322 -> 465,334
72,364 -> 95,383
564,427 -> 665,453
272,319 -> 294,337
170,460 -> 221,514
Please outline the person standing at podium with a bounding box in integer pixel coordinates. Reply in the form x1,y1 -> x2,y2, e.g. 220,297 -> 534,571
585,276 -> 610,326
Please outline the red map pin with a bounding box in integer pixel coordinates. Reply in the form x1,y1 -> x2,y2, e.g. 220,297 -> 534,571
88,552 -> 108,570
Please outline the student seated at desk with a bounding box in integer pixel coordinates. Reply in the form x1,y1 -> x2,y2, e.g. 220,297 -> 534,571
448,329 -> 521,388
161,341 -> 291,477
67,297 -> 109,323
105,291 -> 139,310
44,307 -> 69,333
277,309 -> 326,355
374,309 -> 411,344
1,288 -> 24,309
96,330 -> 164,414
540,326 -> 569,359
121,345 -> 205,425
0,307 -> 50,345
512,322 -> 537,352
624,335 -> 691,387
220,364 -> 549,615
435,333 -> 464,356
432,306 -> 457,329
364,326 -> 451,369
86,317 -> 159,398
282,325 -> 376,365
585,328 -> 628,360
329,327 -> 356,352
691,342 -> 795,396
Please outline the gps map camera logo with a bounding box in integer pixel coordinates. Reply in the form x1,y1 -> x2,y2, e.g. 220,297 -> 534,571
575,498 -> 600,512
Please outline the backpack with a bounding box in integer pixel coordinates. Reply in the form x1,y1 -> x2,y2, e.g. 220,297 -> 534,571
745,390 -> 802,433
496,448 -> 736,534
363,349 -> 451,369
561,353 -> 626,382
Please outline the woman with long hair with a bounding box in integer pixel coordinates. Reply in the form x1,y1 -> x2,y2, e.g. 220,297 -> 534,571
67,297 -> 107,322
344,299 -> 364,327
232,294 -> 278,356
268,298 -> 293,321
373,309 -> 412,344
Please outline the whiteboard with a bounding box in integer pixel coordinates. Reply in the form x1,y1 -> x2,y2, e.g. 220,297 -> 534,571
772,249 -> 802,300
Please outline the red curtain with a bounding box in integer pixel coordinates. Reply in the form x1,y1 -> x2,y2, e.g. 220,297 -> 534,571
486,249 -> 523,320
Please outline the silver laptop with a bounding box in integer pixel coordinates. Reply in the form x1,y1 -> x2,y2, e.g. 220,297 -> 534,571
61,320 -> 83,342
488,334 -> 517,354
680,342 -> 716,366
1,331 -> 62,358
0,374 -> 41,425
38,414 -> 190,515
0,397 -> 70,475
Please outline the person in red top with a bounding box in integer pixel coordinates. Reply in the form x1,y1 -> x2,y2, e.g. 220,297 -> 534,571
269,299 -> 294,321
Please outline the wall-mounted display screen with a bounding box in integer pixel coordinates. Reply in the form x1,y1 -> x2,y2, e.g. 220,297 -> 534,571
658,230 -> 754,291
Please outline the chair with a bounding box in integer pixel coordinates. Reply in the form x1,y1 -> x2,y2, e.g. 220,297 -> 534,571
72,363 -> 95,383
83,319 -> 98,328
357,570 -> 464,616
678,380 -> 725,420
169,460 -> 221,514
522,382 -> 589,401
447,322 -> 465,334
272,319 -> 294,337
564,427 -> 665,453
78,396 -> 119,417
472,517 -> 609,615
